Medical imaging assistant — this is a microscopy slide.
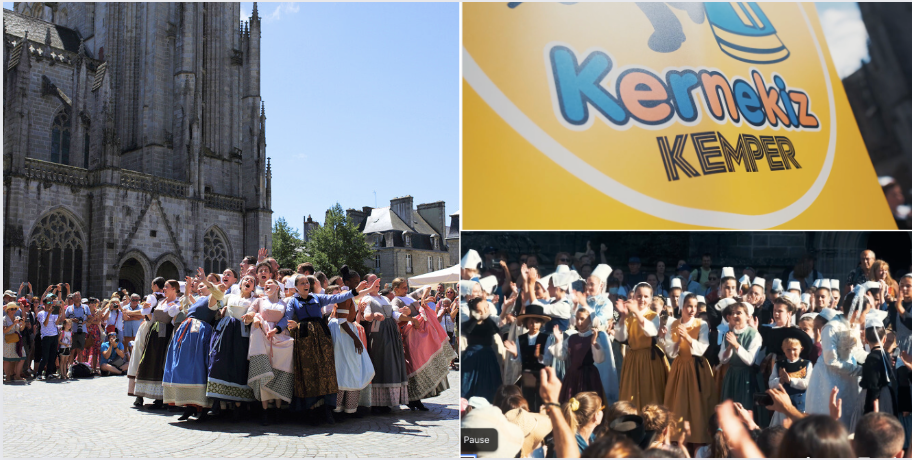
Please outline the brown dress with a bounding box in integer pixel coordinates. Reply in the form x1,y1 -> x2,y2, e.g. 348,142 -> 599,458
663,318 -> 717,444
618,311 -> 669,410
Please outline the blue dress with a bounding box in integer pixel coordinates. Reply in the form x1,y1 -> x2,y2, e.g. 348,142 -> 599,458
163,295 -> 219,408
282,290 -> 356,410
207,294 -> 255,403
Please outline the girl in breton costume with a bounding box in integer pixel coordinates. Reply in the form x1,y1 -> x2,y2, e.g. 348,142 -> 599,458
363,275 -> 412,412
328,268 -> 374,418
247,278 -> 294,426
128,278 -> 165,406
616,282 -> 670,410
663,293 -> 716,445
718,302 -> 762,409
207,274 -> 257,420
591,264 -> 625,381
134,279 -> 180,409
162,269 -> 225,422
392,279 -> 457,411
283,270 -> 376,424
461,296 -> 503,403
579,272 -> 620,405
768,337 -> 813,427
503,303 -> 551,412
805,283 -> 877,431
861,309 -> 897,415
550,304 -> 610,403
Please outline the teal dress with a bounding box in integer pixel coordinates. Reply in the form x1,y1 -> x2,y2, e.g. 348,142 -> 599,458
720,327 -> 761,408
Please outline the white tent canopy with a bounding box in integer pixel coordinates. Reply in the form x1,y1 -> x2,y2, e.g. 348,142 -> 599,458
408,264 -> 460,286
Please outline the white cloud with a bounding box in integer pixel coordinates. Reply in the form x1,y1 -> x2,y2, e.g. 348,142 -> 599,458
819,7 -> 870,78
264,3 -> 301,23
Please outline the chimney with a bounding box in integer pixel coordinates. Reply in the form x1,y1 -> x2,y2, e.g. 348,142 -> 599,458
448,211 -> 460,239
417,201 -> 446,236
390,195 -> 414,228
346,208 -> 366,227
302,215 -> 319,242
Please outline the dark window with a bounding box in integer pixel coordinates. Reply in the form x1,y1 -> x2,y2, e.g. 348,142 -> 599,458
51,109 -> 72,165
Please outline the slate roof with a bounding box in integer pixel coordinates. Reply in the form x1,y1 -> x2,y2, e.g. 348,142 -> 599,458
362,207 -> 440,237
4,9 -> 82,53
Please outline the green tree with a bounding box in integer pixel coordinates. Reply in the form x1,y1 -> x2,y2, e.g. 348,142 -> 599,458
302,203 -> 374,277
271,217 -> 304,270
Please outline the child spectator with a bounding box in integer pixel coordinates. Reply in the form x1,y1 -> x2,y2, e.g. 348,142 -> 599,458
768,337 -> 812,426
860,311 -> 898,415
58,319 -> 73,379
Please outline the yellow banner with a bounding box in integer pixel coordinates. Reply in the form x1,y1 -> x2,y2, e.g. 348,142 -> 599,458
463,2 -> 895,229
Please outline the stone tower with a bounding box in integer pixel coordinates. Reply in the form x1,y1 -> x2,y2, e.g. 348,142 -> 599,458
3,2 -> 272,296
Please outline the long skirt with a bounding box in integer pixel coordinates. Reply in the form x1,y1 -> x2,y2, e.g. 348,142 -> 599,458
127,320 -> 151,396
134,321 -> 175,400
248,326 -> 295,403
206,317 -> 255,402
292,318 -> 338,409
328,319 -> 374,391
163,318 -> 213,408
559,363 -> 603,403
594,332 -> 620,406
367,317 -> 409,406
403,318 -> 456,400
720,364 -> 758,409
461,344 -> 502,403
3,337 -> 25,361
618,347 -> 669,410
664,356 -> 716,444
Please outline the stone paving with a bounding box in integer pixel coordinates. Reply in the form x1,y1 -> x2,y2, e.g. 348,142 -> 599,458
3,371 -> 459,458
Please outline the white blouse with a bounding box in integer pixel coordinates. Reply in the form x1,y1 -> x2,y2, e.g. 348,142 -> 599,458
662,317 -> 709,359
718,327 -> 762,365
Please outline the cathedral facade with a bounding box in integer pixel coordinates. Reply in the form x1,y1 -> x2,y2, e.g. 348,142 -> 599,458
3,2 -> 272,296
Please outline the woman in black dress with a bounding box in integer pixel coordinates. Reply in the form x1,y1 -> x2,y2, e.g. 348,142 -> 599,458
461,297 -> 503,402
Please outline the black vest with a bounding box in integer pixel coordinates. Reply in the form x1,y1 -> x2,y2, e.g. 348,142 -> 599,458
776,358 -> 810,395
518,331 -> 551,373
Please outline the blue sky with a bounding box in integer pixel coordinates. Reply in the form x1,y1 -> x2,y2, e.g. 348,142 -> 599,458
242,2 -> 459,232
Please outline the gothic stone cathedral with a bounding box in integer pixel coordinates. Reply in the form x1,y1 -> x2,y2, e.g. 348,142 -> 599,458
3,3 -> 273,296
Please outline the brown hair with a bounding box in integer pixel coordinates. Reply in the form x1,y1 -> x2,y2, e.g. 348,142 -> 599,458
581,435 -> 643,458
872,259 -> 898,294
496,394 -> 529,414
255,261 -> 277,279
778,415 -> 853,457
773,296 -> 797,314
391,277 -> 408,290
640,404 -> 672,433
708,412 -> 730,458
595,400 -> 639,438
491,384 -> 522,410
562,391 -> 602,433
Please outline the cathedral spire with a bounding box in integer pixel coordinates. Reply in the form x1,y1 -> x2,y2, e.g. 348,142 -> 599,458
260,100 -> 265,118
44,27 -> 51,47
252,2 -> 259,21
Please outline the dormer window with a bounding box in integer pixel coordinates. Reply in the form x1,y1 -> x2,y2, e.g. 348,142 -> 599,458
404,234 -> 412,247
